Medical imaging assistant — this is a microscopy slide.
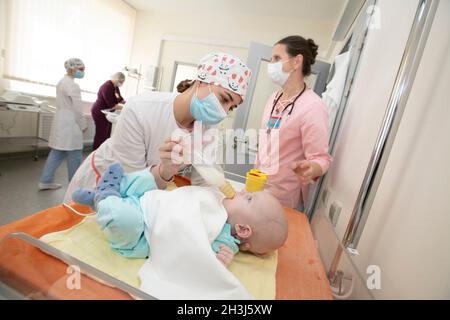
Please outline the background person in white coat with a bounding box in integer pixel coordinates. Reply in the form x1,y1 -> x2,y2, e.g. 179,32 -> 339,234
39,58 -> 88,190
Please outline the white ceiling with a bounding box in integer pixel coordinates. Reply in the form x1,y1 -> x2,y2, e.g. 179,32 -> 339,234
123,0 -> 347,21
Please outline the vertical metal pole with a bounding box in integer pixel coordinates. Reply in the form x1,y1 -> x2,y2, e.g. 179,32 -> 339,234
342,0 -> 439,250
35,107 -> 40,160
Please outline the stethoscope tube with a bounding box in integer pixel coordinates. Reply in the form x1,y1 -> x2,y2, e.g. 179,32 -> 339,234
266,83 -> 307,134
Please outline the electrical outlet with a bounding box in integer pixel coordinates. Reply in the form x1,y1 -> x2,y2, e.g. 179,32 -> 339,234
329,201 -> 342,227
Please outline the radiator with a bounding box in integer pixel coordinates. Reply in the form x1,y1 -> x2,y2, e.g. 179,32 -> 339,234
38,111 -> 95,144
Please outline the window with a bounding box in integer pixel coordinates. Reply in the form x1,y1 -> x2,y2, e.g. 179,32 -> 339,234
4,0 -> 136,93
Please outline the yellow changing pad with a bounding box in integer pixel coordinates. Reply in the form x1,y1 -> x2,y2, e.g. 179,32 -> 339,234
40,216 -> 278,299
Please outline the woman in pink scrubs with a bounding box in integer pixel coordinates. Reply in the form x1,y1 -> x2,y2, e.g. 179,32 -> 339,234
256,36 -> 332,209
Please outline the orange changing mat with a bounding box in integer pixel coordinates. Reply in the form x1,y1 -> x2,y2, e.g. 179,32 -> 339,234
0,204 -> 332,300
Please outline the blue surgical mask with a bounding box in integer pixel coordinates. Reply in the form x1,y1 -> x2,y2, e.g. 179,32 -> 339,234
74,70 -> 85,79
190,85 -> 227,125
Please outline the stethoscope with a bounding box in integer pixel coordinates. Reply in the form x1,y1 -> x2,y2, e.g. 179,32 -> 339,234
266,83 -> 307,135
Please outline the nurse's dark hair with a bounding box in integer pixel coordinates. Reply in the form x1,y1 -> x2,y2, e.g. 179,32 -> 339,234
177,79 -> 194,93
276,36 -> 319,76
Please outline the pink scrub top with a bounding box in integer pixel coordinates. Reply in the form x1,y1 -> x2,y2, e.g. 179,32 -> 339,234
256,89 -> 332,209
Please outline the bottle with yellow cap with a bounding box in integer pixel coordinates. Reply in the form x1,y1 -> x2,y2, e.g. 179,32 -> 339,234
191,150 -> 236,199
193,164 -> 236,199
219,180 -> 236,199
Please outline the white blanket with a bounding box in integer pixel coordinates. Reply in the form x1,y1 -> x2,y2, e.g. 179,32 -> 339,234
139,186 -> 253,300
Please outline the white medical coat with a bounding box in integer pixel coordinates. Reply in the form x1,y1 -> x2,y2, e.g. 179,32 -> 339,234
64,91 -> 180,203
48,76 -> 87,151
64,91 -> 225,203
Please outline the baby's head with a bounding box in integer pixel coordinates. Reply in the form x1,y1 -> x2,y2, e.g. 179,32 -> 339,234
223,190 -> 288,256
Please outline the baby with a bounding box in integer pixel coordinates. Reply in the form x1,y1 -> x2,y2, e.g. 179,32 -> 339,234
72,163 -> 288,267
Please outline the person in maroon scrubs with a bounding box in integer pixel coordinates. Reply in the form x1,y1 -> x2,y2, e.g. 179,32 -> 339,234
91,72 -> 126,150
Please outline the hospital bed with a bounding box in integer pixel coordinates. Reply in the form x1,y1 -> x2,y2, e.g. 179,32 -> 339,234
0,91 -> 50,160
0,179 -> 332,300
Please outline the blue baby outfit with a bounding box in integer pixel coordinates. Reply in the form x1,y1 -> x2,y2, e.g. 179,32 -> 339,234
72,164 -> 239,258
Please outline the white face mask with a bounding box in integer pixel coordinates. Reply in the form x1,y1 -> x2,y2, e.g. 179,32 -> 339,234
267,59 -> 291,87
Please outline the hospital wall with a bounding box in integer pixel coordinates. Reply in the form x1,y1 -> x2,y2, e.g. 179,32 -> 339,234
0,0 -> 96,153
313,0 -> 450,299
128,9 -> 342,92
0,0 -> 5,92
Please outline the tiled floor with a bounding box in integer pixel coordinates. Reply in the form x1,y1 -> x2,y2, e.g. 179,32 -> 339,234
0,152 -> 89,226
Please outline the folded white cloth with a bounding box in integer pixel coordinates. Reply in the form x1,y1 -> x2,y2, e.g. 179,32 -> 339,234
105,112 -> 120,124
139,186 -> 253,300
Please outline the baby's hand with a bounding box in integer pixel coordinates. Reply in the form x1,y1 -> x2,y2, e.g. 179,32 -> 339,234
216,245 -> 234,267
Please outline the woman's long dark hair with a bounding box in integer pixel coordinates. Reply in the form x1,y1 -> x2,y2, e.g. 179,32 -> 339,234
177,79 -> 194,93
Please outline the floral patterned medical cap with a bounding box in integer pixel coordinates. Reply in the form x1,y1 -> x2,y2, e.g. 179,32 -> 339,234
196,53 -> 252,101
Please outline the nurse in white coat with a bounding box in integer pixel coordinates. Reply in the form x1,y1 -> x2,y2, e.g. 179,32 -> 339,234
64,53 -> 252,203
39,58 -> 88,190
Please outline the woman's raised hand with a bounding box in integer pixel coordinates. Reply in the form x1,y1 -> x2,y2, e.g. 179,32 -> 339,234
291,160 -> 323,185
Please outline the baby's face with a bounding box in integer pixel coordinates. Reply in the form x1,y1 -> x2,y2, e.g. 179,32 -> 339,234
223,190 -> 286,256
224,189 -> 265,217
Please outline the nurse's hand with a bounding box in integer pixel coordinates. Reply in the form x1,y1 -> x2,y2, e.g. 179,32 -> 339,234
159,138 -> 184,181
291,160 -> 323,185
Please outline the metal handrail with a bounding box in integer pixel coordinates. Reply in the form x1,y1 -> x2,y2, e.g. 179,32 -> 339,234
342,0 -> 439,250
328,0 -> 439,285
1,232 -> 156,300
